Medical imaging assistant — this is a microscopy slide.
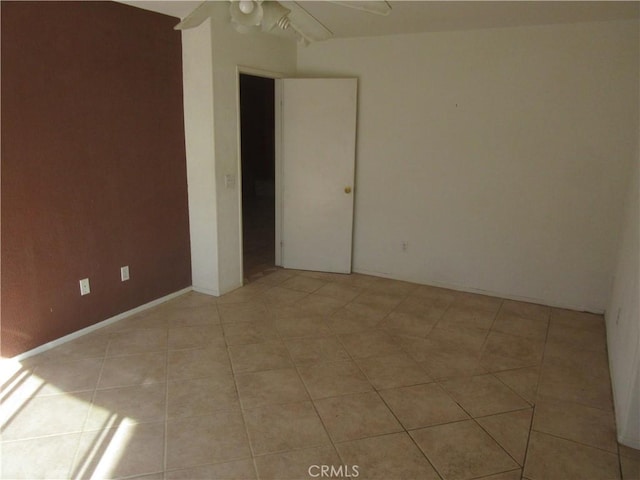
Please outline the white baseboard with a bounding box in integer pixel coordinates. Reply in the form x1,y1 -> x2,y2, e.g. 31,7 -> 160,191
192,285 -> 220,296
618,433 -> 640,450
11,287 -> 193,362
352,268 -> 604,314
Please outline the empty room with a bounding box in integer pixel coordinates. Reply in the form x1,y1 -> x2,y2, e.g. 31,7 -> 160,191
1,1 -> 639,479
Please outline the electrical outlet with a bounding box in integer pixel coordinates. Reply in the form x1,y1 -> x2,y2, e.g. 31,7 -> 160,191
401,241 -> 409,252
79,278 -> 90,296
120,266 -> 130,282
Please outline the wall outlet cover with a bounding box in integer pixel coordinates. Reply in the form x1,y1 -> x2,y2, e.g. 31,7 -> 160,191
79,278 -> 90,296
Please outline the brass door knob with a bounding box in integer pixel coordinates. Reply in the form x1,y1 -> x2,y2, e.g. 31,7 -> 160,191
344,186 -> 352,194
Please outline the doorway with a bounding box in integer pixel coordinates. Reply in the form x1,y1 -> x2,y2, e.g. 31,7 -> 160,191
239,73 -> 277,283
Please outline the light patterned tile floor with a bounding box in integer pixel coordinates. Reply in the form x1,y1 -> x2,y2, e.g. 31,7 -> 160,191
1,269 -> 636,479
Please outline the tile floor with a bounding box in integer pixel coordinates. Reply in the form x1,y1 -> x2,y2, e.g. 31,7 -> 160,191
241,193 -> 276,284
2,269 -> 639,480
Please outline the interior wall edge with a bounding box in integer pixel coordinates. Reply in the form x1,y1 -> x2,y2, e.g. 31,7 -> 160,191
182,17 -> 220,296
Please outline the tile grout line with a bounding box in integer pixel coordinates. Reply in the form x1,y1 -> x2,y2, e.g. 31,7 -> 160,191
372,382 -> 447,479
66,336 -> 111,480
490,371 -> 536,407
278,280 -> 416,469
310,284 -> 449,478
164,295 -> 253,477
472,409 -> 531,471
282,284 -> 526,479
428,364 -> 536,474
529,428 -> 622,456
519,308 -> 554,476
275,294 -> 345,469
227,295 -> 292,478
434,302 -> 538,474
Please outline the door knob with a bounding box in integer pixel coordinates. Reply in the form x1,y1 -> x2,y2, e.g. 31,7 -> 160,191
344,186 -> 352,194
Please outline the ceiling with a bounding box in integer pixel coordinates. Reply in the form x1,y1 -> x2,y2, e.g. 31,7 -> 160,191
118,1 -> 639,38
118,0 -> 201,19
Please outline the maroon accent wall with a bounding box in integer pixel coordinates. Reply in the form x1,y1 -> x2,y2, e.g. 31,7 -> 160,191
1,1 -> 191,357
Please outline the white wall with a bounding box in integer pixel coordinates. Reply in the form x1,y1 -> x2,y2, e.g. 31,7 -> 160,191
606,114 -> 639,447
209,2 -> 296,294
182,4 -> 296,295
182,19 -> 219,295
298,20 -> 639,312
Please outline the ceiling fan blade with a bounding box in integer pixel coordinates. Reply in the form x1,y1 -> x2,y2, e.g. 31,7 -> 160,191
280,1 -> 333,42
329,1 -> 391,16
174,2 -> 211,30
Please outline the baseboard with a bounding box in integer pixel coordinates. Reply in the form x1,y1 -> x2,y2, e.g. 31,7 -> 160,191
352,268 -> 604,314
192,285 -> 220,296
618,433 -> 640,451
11,286 -> 193,362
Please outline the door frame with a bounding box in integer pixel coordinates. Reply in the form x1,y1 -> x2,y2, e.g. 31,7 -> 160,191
235,66 -> 284,284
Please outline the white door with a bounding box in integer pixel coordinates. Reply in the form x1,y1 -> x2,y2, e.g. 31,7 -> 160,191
280,78 -> 357,274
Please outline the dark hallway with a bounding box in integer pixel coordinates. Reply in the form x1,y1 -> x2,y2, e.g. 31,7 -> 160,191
239,74 -> 276,283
